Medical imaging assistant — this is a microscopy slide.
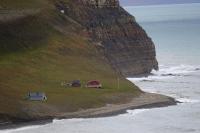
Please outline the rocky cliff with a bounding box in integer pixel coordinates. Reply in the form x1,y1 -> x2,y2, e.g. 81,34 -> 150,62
0,0 -> 170,126
0,0 -> 143,123
56,0 -> 158,76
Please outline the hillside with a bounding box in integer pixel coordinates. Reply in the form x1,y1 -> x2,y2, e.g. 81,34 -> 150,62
0,0 -> 144,122
0,1 -> 171,126
64,0 -> 159,76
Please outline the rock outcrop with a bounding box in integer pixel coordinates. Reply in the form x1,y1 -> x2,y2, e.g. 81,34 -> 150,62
0,1 -> 172,126
57,0 -> 158,77
81,0 -> 119,8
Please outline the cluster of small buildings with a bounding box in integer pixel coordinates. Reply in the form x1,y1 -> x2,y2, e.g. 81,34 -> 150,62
26,80 -> 102,101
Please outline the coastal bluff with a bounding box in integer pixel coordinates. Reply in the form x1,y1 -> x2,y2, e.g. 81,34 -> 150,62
82,0 -> 119,8
1,0 -> 164,127
59,0 -> 158,76
0,0 -> 158,76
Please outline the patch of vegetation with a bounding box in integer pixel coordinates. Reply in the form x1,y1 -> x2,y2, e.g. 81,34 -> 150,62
0,15 -> 53,54
0,0 -> 48,9
0,1 -> 141,119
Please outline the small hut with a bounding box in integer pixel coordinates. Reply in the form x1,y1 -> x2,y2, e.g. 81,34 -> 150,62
71,80 -> 81,87
86,80 -> 102,88
27,92 -> 47,101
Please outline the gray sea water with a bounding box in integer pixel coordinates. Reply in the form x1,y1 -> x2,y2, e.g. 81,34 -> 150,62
1,3 -> 200,133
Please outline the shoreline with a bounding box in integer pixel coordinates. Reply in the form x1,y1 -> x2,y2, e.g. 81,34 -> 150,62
0,92 -> 177,130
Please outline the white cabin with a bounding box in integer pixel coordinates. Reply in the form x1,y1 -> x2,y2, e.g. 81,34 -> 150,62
27,92 -> 47,101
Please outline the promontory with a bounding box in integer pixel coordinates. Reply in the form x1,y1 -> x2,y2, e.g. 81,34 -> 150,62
0,0 -> 175,127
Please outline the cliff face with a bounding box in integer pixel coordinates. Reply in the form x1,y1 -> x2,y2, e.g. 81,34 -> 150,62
56,0 -> 158,77
81,0 -> 119,8
0,0 -> 143,122
0,0 -> 165,124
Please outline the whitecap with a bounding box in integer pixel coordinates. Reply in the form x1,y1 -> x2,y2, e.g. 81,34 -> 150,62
176,98 -> 200,104
119,109 -> 149,117
128,64 -> 200,82
0,125 -> 42,133
126,109 -> 150,116
155,64 -> 200,75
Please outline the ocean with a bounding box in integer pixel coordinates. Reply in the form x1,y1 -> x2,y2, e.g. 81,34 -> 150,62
1,3 -> 200,133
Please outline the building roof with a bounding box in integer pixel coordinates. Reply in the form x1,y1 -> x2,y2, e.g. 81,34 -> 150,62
27,92 -> 47,101
87,80 -> 101,84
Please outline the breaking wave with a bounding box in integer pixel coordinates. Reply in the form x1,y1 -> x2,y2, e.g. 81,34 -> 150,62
0,125 -> 42,133
128,64 -> 200,82
177,98 -> 200,104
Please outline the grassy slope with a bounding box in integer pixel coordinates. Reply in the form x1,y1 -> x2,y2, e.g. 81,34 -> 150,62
0,1 -> 141,119
0,0 -> 49,9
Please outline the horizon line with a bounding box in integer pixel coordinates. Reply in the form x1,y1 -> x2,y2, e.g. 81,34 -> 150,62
122,2 -> 200,7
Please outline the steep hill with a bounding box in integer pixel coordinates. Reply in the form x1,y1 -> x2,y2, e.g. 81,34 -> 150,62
0,0 -> 159,123
61,0 -> 158,76
0,0 -> 142,122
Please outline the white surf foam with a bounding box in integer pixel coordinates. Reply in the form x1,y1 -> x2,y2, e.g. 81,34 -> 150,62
0,125 -> 42,133
126,109 -> 150,116
53,118 -> 86,125
119,109 -> 150,117
177,98 -> 200,104
128,64 -> 200,82
156,64 -> 200,75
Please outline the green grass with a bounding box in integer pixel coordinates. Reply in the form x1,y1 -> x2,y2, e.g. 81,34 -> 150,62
0,0 -> 49,9
0,15 -> 52,54
0,1 -> 141,119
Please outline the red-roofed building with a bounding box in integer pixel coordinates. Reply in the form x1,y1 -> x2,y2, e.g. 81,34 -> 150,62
86,80 -> 102,88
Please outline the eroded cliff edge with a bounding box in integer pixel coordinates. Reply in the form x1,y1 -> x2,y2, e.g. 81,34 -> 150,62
0,0 -> 167,127
56,0 -> 159,76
